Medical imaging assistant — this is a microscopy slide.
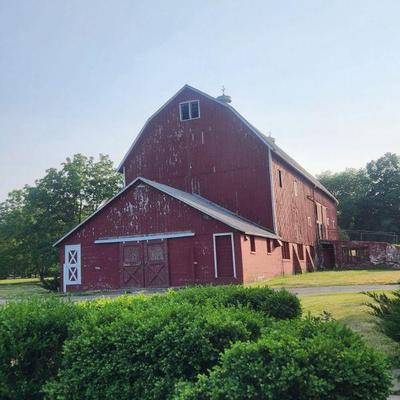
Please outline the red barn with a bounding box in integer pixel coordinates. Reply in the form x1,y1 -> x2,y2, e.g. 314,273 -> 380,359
55,85 -> 338,292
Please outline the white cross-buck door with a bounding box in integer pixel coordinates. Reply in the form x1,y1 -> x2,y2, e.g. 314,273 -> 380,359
64,244 -> 81,291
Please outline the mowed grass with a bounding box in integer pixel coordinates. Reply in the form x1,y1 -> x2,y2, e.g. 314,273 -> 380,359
300,291 -> 400,359
258,269 -> 400,288
0,278 -> 49,298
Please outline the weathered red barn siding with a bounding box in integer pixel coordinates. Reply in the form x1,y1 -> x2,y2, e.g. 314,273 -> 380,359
59,182 -> 243,291
122,87 -> 274,230
271,154 -> 338,245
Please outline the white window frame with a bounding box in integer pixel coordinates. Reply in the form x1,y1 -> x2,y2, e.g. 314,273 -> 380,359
179,100 -> 200,121
212,232 -> 237,279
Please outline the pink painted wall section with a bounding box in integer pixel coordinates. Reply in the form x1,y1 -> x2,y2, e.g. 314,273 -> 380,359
240,236 -> 317,283
122,87 -> 274,230
59,181 -> 242,291
240,236 -> 283,283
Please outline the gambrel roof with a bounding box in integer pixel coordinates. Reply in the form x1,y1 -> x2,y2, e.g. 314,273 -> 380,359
117,84 -> 337,203
54,177 -> 280,246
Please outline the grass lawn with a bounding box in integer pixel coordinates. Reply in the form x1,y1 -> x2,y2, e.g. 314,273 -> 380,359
0,277 -> 42,285
0,278 -> 49,298
259,269 -> 400,288
300,291 -> 400,359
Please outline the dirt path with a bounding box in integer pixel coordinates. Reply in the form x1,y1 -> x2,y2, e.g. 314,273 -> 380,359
285,284 -> 400,296
0,284 -> 399,305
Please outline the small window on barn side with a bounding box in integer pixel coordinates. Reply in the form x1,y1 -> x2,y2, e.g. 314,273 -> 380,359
307,216 -> 312,227
266,239 -> 272,254
282,241 -> 290,259
250,235 -> 256,253
297,244 -> 304,260
278,170 -> 283,187
180,100 -> 200,121
342,247 -> 369,264
294,180 -> 298,196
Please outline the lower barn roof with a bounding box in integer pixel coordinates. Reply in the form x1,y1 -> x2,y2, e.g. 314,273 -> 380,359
54,177 -> 280,247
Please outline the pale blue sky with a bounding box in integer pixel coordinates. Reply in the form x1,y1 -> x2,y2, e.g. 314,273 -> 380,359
1,0 -> 400,201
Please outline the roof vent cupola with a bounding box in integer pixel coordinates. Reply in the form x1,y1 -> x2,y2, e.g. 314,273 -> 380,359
216,86 -> 232,104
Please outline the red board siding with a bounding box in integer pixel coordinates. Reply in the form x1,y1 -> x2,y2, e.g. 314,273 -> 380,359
60,181 -> 242,291
271,154 -> 338,245
122,87 -> 274,230
215,235 -> 235,277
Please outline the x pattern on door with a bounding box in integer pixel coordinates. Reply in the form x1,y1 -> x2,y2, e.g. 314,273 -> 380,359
121,241 -> 169,288
64,245 -> 81,286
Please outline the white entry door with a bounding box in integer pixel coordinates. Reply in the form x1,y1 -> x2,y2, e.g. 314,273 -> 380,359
64,244 -> 81,291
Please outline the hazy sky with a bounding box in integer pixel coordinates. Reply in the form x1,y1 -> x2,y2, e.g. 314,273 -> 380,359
1,1 -> 400,201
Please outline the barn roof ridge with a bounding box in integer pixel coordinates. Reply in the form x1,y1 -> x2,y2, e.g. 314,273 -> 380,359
53,176 -> 280,247
117,84 -> 337,203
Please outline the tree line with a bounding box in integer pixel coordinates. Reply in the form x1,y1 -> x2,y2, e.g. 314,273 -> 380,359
318,152 -> 400,239
0,154 -> 122,279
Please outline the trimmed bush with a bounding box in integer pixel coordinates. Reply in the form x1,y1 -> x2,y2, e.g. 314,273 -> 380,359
173,318 -> 392,400
166,285 -> 301,320
367,290 -> 400,342
0,297 -> 82,400
44,300 -> 269,400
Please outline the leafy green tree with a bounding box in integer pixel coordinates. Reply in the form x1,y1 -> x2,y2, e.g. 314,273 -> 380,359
0,189 -> 33,278
363,153 -> 400,232
0,154 -> 122,279
318,153 -> 400,236
318,168 -> 369,230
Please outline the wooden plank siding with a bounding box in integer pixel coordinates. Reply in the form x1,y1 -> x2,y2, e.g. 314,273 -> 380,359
122,87 -> 275,231
271,153 -> 338,245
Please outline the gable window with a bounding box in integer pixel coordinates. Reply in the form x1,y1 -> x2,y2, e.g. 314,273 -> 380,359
294,180 -> 298,196
250,235 -> 256,253
180,100 -> 200,121
278,170 -> 283,187
282,241 -> 290,259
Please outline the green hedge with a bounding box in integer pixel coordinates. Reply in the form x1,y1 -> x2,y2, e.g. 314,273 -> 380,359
0,286 -> 392,400
173,318 -> 392,400
44,301 -> 268,400
166,285 -> 302,320
367,290 -> 400,343
0,297 -> 82,400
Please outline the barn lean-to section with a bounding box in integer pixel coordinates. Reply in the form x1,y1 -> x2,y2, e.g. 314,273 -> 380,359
56,178 -> 279,291
55,85 -> 339,292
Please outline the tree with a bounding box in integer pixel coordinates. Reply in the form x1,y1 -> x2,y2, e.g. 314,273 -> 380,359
0,154 -> 123,279
361,153 -> 400,232
318,168 -> 369,230
318,153 -> 400,236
